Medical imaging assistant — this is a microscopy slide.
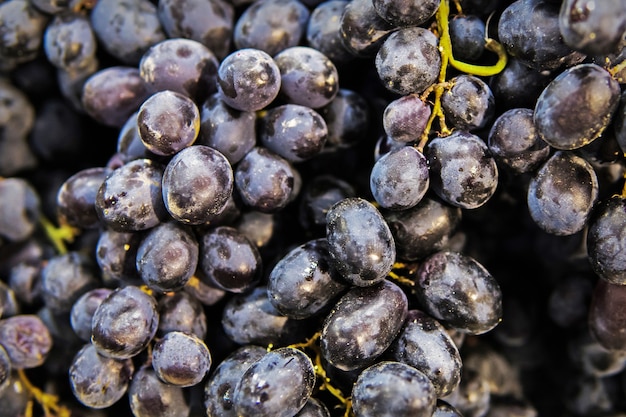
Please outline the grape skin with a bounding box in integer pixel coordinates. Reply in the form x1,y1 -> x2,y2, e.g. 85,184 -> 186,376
128,365 -> 190,417
587,196 -> 626,285
151,330 -> 211,387
0,314 -> 52,369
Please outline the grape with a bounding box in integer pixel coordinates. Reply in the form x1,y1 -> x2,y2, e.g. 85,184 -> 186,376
298,175 -> 356,232
441,74 -> 495,132
56,167 -> 110,230
0,314 -> 52,369
157,290 -> 208,339
388,309 -> 462,397
68,343 -> 134,409
0,344 -> 9,394
128,365 -> 191,417
135,221 -> 199,292
217,48 -> 281,112
0,0 -> 49,68
533,63 -> 621,150
375,26 -> 441,95
372,0 -> 439,28
320,280 -> 408,371
273,46 -> 339,109
489,57 -> 553,111
527,151 -> 598,236
43,12 -> 97,71
56,57 -> 100,114
69,287 -> 113,342
233,347 -> 316,417
0,178 -> 40,242
162,145 -> 234,225
415,251 -> 503,335
369,146 -> 429,210
382,94 -> 431,144
351,361 -> 437,417
306,0 -> 354,65
91,285 -> 159,359
338,0 -> 396,57
204,344 -> 267,417
295,397 -> 332,417
182,276 -> 227,307
449,14 -> 485,62
151,330 -> 211,387
0,372 -> 29,415
267,238 -> 348,319
318,88 -> 370,149
8,262 -> 41,306
325,197 -> 396,287
587,195 -> 626,285
95,228 -> 143,285
425,131 -> 499,210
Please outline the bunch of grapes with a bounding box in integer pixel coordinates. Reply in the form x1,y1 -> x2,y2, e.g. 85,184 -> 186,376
0,0 -> 626,416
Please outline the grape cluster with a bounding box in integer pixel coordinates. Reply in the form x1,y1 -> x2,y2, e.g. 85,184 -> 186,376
1,0 -> 626,416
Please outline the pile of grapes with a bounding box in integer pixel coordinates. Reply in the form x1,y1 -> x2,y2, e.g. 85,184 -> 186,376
1,0 -> 626,415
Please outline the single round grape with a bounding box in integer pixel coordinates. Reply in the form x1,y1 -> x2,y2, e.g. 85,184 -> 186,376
139,37 -> 219,104
8,262 -> 41,306
587,195 -> 626,285
382,94 -> 431,143
91,285 -> 159,359
136,221 -> 199,292
233,347 -> 316,417
449,14 -> 485,62
234,146 -> 299,213
441,74 -> 495,132
351,361 -> 437,417
0,177 -> 41,242
0,0 -> 49,67
128,365 -> 191,417
318,88 -> 370,148
0,314 -> 52,369
157,290 -> 207,338
320,280 -> 408,371
527,151 -> 598,236
70,287 -> 113,342
0,78 -> 35,142
589,279 -> 626,352
162,145 -> 233,225
43,12 -> 97,71
95,228 -> 143,285
306,0 -> 354,65
152,331 -> 211,387
233,0 -> 310,57
372,0 -> 439,27
370,146 -> 429,210
68,343 -> 134,409
95,158 -> 169,232
259,104 -> 328,163
339,0 -> 396,57
217,48 -> 281,112
197,226 -> 262,293
273,46 -> 339,109
375,26 -> 441,95
487,108 -> 550,174
425,131 -> 499,210
534,63 -> 621,150
204,344 -> 267,417
325,197 -> 396,287
388,309 -> 462,397
137,90 -> 200,156
56,167 -> 110,230
415,251 -> 503,335
267,238 -> 348,319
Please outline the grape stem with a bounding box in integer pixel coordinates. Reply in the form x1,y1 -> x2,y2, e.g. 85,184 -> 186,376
18,369 -> 71,417
39,216 -> 78,255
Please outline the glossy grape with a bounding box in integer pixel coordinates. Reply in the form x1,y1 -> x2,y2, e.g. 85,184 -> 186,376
56,167 -> 110,230
382,94 -> 431,143
0,178 -> 40,242
43,12 -> 97,71
0,314 -> 52,369
587,196 -> 626,285
372,0 -> 439,27
339,0 -> 396,57
306,0 -> 353,65
152,330 -> 211,387
69,287 -> 113,342
441,74 -> 495,132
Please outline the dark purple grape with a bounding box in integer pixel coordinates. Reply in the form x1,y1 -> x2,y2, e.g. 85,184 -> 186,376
56,58 -> 100,114
81,66 -> 151,128
0,78 -> 35,144
43,12 -> 97,71
372,0 -> 439,27
68,343 -> 134,409
273,46 -> 339,109
56,167 -> 110,230
375,26 -> 441,95
91,285 -> 159,359
157,290 -> 207,338
217,48 -> 281,112
0,314 -> 52,369
388,309 -> 462,397
136,221 -> 199,292
325,197 -> 396,287
497,0 -> 586,71
0,0 -> 49,68
318,88 -> 371,149
234,146 -> 299,213
487,108 -> 551,174
258,104 -> 328,163
415,251 -> 503,335
162,145 -> 234,225
267,238 -> 348,319
298,174 -> 356,232
306,0 -> 354,65
382,195 -> 462,261
295,397 -> 331,417
197,225 -> 262,293
95,158 -> 169,232
69,287 -> 113,342
320,280 -> 408,371
587,195 -> 626,284
0,177 -> 40,243
139,37 -> 219,104
339,0 -> 396,57
233,0 -> 310,57
527,151 -> 598,236
197,93 -> 257,165
233,347 -> 316,417
534,63 -> 621,150
8,261 -> 41,306
425,131 -> 499,210
441,74 -> 495,132
370,146 -> 429,210
157,0 -> 234,60
90,0 -> 166,65
95,228 -> 143,284
137,90 -> 200,156
115,111 -> 156,164
559,0 -> 626,56
382,94 -> 431,144
128,365 -> 190,417
40,251 -> 100,314
489,57 -> 553,111
204,344 -> 267,417
449,14 -> 485,62
152,330 -> 211,387
351,361 -> 437,417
